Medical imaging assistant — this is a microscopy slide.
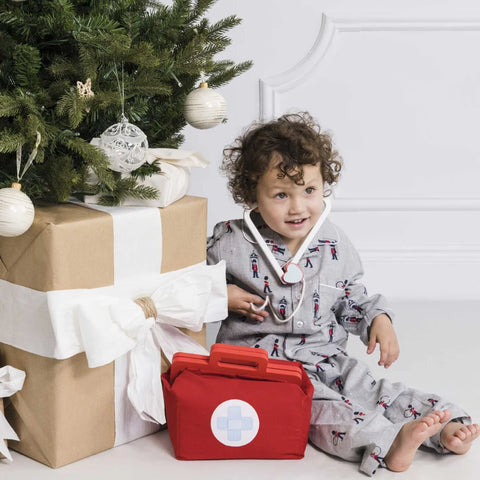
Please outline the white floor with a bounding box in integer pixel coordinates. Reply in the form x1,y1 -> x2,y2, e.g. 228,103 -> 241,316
2,300 -> 480,480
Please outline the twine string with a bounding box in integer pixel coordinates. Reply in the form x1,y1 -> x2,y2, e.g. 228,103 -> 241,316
134,296 -> 158,320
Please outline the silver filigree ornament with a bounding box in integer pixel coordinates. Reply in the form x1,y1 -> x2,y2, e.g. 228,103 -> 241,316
99,114 -> 149,173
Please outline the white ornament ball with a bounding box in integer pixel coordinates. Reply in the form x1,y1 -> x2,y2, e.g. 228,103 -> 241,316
0,183 -> 35,237
184,82 -> 227,129
99,114 -> 149,173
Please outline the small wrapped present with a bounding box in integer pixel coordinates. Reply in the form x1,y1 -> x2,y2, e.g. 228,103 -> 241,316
0,366 -> 26,461
85,143 -> 208,207
0,196 -> 227,467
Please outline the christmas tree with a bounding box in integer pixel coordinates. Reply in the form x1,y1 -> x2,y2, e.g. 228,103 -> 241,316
0,0 -> 251,204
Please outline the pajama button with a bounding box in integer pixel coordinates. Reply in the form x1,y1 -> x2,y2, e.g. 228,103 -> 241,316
296,320 -> 304,328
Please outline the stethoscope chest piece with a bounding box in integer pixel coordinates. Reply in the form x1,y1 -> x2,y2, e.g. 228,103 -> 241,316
281,262 -> 304,285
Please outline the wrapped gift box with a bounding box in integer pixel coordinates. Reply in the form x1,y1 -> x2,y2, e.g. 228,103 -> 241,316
85,145 -> 209,208
0,398 -> 4,460
0,196 -> 225,468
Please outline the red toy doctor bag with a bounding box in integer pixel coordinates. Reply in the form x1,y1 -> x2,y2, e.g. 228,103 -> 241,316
161,343 -> 314,460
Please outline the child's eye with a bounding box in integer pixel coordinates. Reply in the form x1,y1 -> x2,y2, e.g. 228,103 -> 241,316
276,192 -> 287,199
305,187 -> 315,194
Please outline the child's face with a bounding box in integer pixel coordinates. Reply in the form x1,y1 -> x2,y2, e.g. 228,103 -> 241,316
255,161 -> 325,254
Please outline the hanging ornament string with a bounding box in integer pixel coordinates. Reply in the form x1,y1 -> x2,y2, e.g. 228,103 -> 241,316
170,71 -> 183,88
16,131 -> 41,185
99,62 -> 149,173
113,62 -> 127,123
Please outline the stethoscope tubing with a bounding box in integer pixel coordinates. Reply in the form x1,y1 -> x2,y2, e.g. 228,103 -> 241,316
243,197 -> 332,322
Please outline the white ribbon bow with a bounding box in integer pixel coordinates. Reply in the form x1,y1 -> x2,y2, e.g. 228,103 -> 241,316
0,366 -> 26,462
50,261 -> 227,425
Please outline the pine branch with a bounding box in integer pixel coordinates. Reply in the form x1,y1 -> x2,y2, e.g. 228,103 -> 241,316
0,89 -> 39,119
49,57 -> 80,80
54,133 -> 116,189
96,176 -> 159,206
168,0 -> 192,27
0,0 -> 251,204
0,94 -> 21,118
12,44 -> 41,88
128,75 -> 172,97
0,129 -> 25,153
207,60 -> 253,88
79,11 -> 124,34
42,153 -> 80,203
188,0 -> 217,23
56,89 -> 86,129
37,0 -> 76,37
206,15 -> 241,42
130,159 -> 163,181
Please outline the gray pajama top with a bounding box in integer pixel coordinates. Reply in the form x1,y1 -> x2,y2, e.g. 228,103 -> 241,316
206,213 -> 393,360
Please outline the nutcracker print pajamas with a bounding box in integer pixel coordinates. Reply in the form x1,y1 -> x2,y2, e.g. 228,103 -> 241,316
207,215 -> 471,476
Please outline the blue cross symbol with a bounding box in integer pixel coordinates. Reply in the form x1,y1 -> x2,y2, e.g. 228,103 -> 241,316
216,405 -> 254,442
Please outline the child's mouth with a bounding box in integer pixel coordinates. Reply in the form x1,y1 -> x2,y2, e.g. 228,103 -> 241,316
286,218 -> 306,226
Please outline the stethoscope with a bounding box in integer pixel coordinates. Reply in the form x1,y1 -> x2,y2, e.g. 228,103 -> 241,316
243,196 -> 332,323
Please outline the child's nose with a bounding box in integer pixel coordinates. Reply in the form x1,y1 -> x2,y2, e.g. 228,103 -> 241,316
288,197 -> 304,214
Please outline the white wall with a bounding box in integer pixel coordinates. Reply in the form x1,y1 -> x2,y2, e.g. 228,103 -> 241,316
182,0 -> 480,301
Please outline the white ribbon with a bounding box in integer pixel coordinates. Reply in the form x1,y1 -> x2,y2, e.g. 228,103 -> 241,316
125,324 -> 210,425
74,261 -> 227,425
0,261 -> 227,427
0,366 -> 26,462
43,261 -> 225,366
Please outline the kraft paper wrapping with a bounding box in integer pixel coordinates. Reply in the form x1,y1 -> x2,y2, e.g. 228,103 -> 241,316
0,347 -> 114,467
0,195 -> 208,467
0,398 -> 4,460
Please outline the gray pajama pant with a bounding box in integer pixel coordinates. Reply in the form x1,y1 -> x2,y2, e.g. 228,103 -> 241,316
306,354 -> 470,476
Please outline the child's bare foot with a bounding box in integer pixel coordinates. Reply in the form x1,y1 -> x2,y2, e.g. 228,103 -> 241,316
384,409 -> 452,472
440,421 -> 480,454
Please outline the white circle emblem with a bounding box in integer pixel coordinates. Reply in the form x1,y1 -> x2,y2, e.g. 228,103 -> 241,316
210,399 -> 260,447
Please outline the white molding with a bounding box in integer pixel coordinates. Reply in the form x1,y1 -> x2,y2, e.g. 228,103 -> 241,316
360,246 -> 480,264
332,198 -> 480,212
259,13 -> 336,120
259,13 -> 480,120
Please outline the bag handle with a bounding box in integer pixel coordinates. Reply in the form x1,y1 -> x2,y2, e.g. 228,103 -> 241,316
168,344 -> 304,385
208,344 -> 268,377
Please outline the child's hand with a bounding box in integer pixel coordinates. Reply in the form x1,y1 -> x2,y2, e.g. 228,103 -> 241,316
227,284 -> 269,322
367,314 -> 400,368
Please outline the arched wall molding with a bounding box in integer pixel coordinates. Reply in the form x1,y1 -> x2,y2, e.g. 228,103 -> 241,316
259,13 -> 480,214
260,13 -> 480,120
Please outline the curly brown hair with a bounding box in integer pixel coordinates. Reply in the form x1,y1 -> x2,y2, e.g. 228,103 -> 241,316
221,112 -> 342,206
